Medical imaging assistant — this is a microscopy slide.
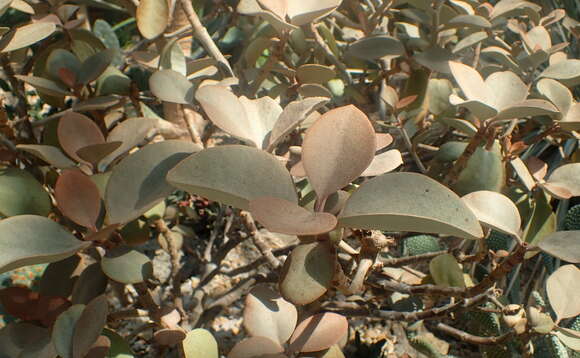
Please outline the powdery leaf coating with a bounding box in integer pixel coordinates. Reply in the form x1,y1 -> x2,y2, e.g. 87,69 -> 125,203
228,336 -> 285,358
288,312 -> 348,353
17,144 -> 76,169
461,191 -> 521,238
546,163 -> 580,197
243,284 -> 297,344
182,329 -> 218,358
538,231 -> 580,263
302,105 -> 376,200
72,295 -> 108,358
249,197 -> 337,235
55,169 -> 102,230
546,265 -> 580,323
0,22 -> 56,52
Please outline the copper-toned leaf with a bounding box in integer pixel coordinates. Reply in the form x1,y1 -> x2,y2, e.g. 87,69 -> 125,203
154,329 -> 186,346
288,312 -> 348,353
136,0 -> 169,39
243,284 -> 297,344
55,169 -> 102,230
546,265 -> 580,323
58,112 -> 105,164
84,335 -> 111,358
302,105 -> 375,200
0,287 -> 40,321
250,197 -> 337,235
228,336 -> 285,358
538,231 -> 580,263
461,191 -> 521,237
72,295 -> 108,358
279,241 -> 335,305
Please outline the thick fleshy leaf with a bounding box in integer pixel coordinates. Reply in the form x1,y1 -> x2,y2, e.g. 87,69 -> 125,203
537,78 -> 573,115
538,231 -> 580,263
555,327 -> 580,352
72,295 -> 108,358
360,150 -> 403,177
58,112 -> 105,164
257,0 -> 287,20
228,336 -> 285,358
449,95 -> 498,119
249,197 -> 337,235
0,216 -> 89,275
546,265 -> 580,323
288,312 -> 348,353
149,70 -> 194,104
52,304 -> 85,358
527,306 -> 555,334
298,84 -> 332,98
99,117 -> 158,170
339,172 -> 483,240
267,97 -> 328,151
243,284 -> 298,345
414,47 -> 452,74
279,241 -> 335,305
55,169 -> 101,230
523,192 -> 555,256
154,329 -> 186,346
136,0 -> 169,39
302,105 -> 376,200
0,22 -> 56,52
495,99 -> 560,120
101,246 -> 153,284
296,64 -> 335,84
17,144 -> 76,169
0,322 -> 56,358
539,59 -> 580,86
182,329 -> 218,358
39,255 -> 82,298
0,167 -> 51,217
345,35 -> 405,61
76,141 -> 122,167
77,49 -> 116,85
14,75 -> 71,96
461,191 -> 521,237
71,263 -> 109,305
238,95 -> 282,148
105,140 -> 200,224
287,0 -> 342,26
167,145 -> 297,210
429,253 -> 465,288
73,96 -> 120,112
546,163 -> 580,196
454,142 -> 505,196
46,49 -> 81,82
560,103 -> 580,131
445,14 -> 491,29
484,71 -> 528,111
448,61 -> 493,105
490,0 -> 541,20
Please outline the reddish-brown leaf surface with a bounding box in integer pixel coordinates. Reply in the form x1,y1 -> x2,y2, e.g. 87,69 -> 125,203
55,169 -> 102,230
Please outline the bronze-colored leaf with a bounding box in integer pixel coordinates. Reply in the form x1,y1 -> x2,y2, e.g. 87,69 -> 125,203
288,312 -> 348,353
58,112 -> 105,165
55,169 -> 101,230
228,336 -> 285,358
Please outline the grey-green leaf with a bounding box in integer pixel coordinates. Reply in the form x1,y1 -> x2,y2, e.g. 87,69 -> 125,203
339,172 -> 483,240
52,304 -> 86,358
429,253 -> 466,288
167,145 -> 297,210
538,231 -> 580,263
17,144 -> 77,169
105,140 -> 201,224
100,246 -> 153,284
149,70 -> 194,104
345,35 -> 405,61
0,167 -> 51,217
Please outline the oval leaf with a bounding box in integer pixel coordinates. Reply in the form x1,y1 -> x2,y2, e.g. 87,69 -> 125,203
546,265 -> 580,323
0,22 -> 56,52
136,0 -> 169,39
105,140 -> 201,224
149,70 -> 194,104
546,163 -> 580,197
17,144 -> 76,169
167,145 -> 297,210
249,197 -> 337,235
243,284 -> 298,345
345,35 -> 405,61
100,246 -> 153,284
0,167 -> 51,217
55,169 -> 102,230
0,215 -> 89,275
339,172 -> 484,240
228,336 -> 284,358
448,61 -> 493,104
76,141 -> 123,167
72,295 -> 108,358
182,328 -> 218,358
279,241 -> 335,305
429,253 -> 466,288
360,149 -> 403,177
461,191 -> 521,237
58,112 -> 105,164
538,231 -> 580,263
288,312 -> 348,353
52,304 -> 86,358
302,105 -> 376,199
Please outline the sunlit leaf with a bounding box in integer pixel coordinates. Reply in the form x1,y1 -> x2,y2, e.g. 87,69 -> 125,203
101,246 -> 153,284
288,312 -> 348,353
345,35 -> 404,61
496,99 -> 560,120
0,167 -> 51,217
0,22 -> 56,52
287,0 -> 342,26
106,140 -> 201,224
136,0 -> 169,39
149,70 -> 194,104
360,150 -> 403,177
539,59 -> 580,86
448,61 -> 493,105
55,169 -> 101,230
340,172 -> 483,240
14,75 -> 72,96
555,327 -> 580,352
182,329 -> 218,358
167,145 -> 297,210
243,284 -> 297,345
279,241 -> 335,305
302,105 -> 376,200
228,336 -> 285,358
546,163 -> 580,196
538,231 -> 580,263
546,265 -> 580,323
484,71 -> 528,111
462,191 -> 521,237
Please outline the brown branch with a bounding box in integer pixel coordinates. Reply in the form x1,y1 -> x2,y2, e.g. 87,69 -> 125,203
155,219 -> 186,318
241,211 -> 280,269
310,23 -> 353,85
178,0 -> 234,77
443,123 -> 488,187
374,250 -> 448,268
433,323 -> 513,345
370,277 -> 468,298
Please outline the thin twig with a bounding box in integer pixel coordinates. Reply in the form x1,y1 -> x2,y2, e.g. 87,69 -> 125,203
310,23 -> 353,85
179,0 -> 234,77
155,219 -> 186,318
434,323 -> 513,345
241,211 -> 280,269
397,115 -> 427,173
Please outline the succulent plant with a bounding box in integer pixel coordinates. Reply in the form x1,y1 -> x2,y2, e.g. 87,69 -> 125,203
402,234 -> 442,256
